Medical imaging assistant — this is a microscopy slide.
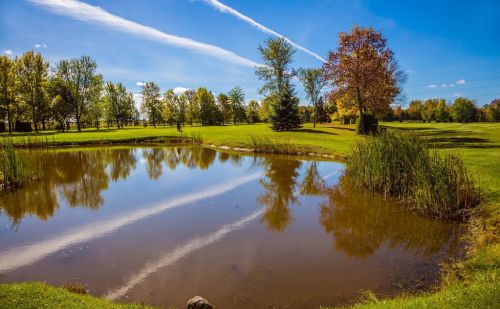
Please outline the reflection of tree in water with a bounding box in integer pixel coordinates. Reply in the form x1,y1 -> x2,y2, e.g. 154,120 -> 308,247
299,162 -> 326,196
0,147 -> 229,225
59,151 -> 109,209
109,149 -> 137,181
319,177 -> 463,258
218,151 -> 242,167
143,148 -> 164,180
142,147 -> 218,176
257,157 -> 302,232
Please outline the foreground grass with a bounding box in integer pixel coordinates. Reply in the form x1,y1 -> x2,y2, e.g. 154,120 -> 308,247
0,122 -> 499,308
0,282 -> 151,309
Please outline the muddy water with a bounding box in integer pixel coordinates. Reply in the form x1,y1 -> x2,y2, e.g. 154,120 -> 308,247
0,147 -> 463,308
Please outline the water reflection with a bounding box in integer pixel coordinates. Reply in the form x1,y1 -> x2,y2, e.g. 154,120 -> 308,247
257,158 -> 301,231
0,147 -> 221,226
0,147 -> 461,262
319,177 -> 462,258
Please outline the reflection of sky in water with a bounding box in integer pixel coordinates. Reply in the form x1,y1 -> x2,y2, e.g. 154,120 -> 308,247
0,147 -> 462,309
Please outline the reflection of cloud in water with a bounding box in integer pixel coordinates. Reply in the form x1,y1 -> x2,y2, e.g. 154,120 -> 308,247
0,172 -> 262,273
105,210 -> 262,300
322,168 -> 343,180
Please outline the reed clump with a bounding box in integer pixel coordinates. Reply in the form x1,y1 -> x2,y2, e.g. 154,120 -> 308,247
250,136 -> 300,155
0,139 -> 36,190
346,131 -> 481,220
62,282 -> 88,295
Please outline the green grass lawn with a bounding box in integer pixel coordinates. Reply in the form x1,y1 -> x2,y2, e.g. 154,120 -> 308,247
1,122 -> 499,308
0,282 -> 151,309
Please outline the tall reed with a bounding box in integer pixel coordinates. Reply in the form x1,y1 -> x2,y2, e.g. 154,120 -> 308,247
346,131 -> 481,220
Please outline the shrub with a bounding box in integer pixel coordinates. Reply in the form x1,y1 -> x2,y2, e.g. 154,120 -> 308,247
346,131 -> 481,220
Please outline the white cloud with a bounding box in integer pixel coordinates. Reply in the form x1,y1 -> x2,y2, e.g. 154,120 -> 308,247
34,43 -> 48,48
173,87 -> 190,95
3,50 -> 13,56
441,84 -> 447,88
29,0 -> 260,68
453,93 -> 462,97
136,81 -> 146,87
449,84 -> 455,87
456,79 -> 465,85
428,84 -> 437,88
405,69 -> 416,74
200,0 -> 326,62
133,93 -> 143,111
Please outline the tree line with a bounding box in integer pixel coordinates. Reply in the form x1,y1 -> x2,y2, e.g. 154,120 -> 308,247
0,51 -> 271,133
393,97 -> 499,123
2,26 -> 497,134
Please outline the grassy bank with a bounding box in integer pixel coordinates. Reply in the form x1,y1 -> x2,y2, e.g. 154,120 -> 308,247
0,122 -> 498,308
0,282 -> 151,309
1,123 -> 356,156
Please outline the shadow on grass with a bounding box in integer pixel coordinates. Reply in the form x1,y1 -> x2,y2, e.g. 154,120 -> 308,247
325,125 -> 356,132
427,137 -> 498,149
292,128 -> 337,135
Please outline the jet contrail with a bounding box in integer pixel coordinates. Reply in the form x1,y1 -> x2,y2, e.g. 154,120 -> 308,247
0,172 -> 262,273
28,0 -> 261,68
201,0 -> 326,63
105,209 -> 262,300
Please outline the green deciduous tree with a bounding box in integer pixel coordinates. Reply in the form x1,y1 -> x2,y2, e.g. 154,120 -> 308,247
258,95 -> 273,123
141,82 -> 162,127
298,68 -> 324,127
47,77 -> 74,131
451,97 -> 477,123
104,82 -> 134,129
54,56 -> 101,131
185,89 -> 199,125
162,89 -> 178,126
483,99 -> 500,122
14,50 -> 49,133
434,99 -> 449,122
194,87 -> 217,125
246,99 -> 260,124
0,55 -> 16,133
217,93 -> 232,125
228,86 -> 246,124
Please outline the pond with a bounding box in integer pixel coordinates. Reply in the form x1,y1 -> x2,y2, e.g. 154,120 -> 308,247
0,146 -> 463,308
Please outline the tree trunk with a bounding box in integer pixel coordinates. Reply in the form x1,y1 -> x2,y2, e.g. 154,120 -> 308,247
313,102 -> 316,128
76,115 -> 81,132
7,109 -> 12,134
356,87 -> 365,134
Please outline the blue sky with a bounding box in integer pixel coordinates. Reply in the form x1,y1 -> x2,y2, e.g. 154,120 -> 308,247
1,0 -> 499,105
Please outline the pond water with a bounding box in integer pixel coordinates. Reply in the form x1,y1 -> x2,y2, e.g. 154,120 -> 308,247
0,146 -> 463,308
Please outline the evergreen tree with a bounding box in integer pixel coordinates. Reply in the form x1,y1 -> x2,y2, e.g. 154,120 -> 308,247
270,85 -> 302,131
